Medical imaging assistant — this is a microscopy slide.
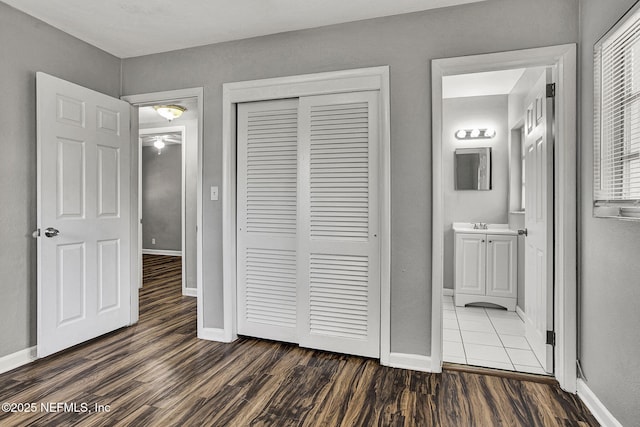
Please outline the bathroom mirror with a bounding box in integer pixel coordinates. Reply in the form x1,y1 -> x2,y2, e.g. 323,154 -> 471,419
455,147 -> 492,190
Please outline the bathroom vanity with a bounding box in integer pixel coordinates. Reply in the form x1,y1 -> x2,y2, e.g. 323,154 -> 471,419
453,223 -> 517,311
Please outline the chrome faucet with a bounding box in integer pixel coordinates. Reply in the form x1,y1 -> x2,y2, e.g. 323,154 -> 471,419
473,222 -> 488,230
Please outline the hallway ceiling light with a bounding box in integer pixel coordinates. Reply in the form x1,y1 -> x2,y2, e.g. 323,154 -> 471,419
154,136 -> 165,154
153,105 -> 186,121
455,128 -> 496,140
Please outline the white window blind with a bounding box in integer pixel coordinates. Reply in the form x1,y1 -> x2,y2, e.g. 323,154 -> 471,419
594,5 -> 640,218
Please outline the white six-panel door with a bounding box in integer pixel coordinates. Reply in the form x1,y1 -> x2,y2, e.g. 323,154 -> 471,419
236,91 -> 380,358
37,72 -> 131,358
523,70 -> 554,373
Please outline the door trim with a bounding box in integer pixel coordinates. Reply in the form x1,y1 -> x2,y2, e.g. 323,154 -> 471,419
139,125 -> 188,295
221,66 -> 392,365
431,44 -> 577,392
121,88 -> 204,332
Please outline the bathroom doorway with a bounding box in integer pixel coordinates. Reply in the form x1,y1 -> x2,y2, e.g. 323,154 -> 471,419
431,45 -> 578,392
439,66 -> 552,375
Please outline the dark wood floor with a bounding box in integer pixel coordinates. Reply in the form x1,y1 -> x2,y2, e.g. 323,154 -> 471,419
0,255 -> 598,426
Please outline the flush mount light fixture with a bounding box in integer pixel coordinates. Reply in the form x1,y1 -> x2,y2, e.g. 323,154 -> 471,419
455,128 -> 496,140
153,105 -> 186,121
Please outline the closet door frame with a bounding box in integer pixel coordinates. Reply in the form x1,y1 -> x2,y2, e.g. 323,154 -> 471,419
220,66 -> 391,365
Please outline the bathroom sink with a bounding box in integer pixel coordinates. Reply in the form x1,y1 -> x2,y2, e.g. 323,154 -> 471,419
452,222 -> 517,235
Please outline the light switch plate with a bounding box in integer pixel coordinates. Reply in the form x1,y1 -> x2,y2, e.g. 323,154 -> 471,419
210,186 -> 219,201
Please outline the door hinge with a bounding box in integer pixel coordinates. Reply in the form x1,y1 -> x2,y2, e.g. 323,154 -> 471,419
546,83 -> 556,98
546,330 -> 556,346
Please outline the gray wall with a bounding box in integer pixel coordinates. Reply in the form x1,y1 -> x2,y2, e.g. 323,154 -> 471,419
0,2 -> 121,358
141,145 -> 182,251
579,1 -> 640,425
443,95 -> 509,290
122,0 -> 579,355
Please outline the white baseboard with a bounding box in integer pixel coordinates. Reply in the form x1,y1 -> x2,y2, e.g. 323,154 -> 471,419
142,249 -> 182,256
388,352 -> 432,372
516,305 -> 526,322
198,327 -> 234,342
0,346 -> 36,375
443,288 -> 453,296
577,379 -> 623,427
182,288 -> 197,297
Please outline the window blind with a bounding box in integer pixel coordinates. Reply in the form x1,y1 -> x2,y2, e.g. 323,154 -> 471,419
594,5 -> 640,218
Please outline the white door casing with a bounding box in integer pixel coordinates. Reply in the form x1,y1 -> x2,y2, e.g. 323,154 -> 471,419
432,45 -> 576,391
297,91 -> 380,359
237,99 -> 299,343
523,70 -> 554,373
37,72 -> 131,358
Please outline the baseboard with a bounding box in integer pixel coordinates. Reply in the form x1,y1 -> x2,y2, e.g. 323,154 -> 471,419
198,327 -> 234,342
182,288 -> 197,297
443,288 -> 454,297
516,305 -> 526,322
142,249 -> 182,256
388,352 -> 432,372
577,379 -> 623,427
0,346 -> 36,375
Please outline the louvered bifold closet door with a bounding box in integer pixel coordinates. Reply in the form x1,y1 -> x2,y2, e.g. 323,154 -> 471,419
237,99 -> 299,343
297,91 -> 380,358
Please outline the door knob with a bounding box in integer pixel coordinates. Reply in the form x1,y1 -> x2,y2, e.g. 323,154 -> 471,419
44,227 -> 60,238
518,228 -> 528,236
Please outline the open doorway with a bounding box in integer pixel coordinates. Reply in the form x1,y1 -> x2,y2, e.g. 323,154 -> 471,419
138,98 -> 198,297
439,66 -> 553,375
430,44 -> 577,393
122,88 -> 204,334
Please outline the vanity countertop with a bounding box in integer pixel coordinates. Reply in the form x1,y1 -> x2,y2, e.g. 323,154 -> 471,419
452,222 -> 518,235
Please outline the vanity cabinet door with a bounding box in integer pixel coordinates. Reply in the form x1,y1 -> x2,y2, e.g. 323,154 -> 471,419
455,233 -> 486,295
486,234 -> 517,299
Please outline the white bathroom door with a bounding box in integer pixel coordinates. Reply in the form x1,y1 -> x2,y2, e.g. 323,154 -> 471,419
236,99 -> 299,343
523,70 -> 554,373
36,72 -> 131,358
297,92 -> 380,358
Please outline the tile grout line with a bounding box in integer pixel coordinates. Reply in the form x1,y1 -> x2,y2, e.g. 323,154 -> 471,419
486,308 -> 516,371
455,305 -> 468,364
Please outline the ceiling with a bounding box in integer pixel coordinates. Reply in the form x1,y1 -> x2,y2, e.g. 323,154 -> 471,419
443,69 -> 527,99
2,0 -> 487,58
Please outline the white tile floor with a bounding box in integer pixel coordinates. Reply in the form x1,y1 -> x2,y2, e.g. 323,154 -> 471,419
442,295 -> 548,375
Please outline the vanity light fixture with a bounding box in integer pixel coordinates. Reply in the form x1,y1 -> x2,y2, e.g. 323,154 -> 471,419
455,128 -> 496,140
153,104 -> 186,121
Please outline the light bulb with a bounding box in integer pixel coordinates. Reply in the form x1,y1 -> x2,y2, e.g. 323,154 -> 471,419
484,128 -> 496,138
470,129 -> 480,138
456,130 -> 467,139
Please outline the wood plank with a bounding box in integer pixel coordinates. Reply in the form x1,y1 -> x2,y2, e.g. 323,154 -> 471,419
0,255 -> 599,426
